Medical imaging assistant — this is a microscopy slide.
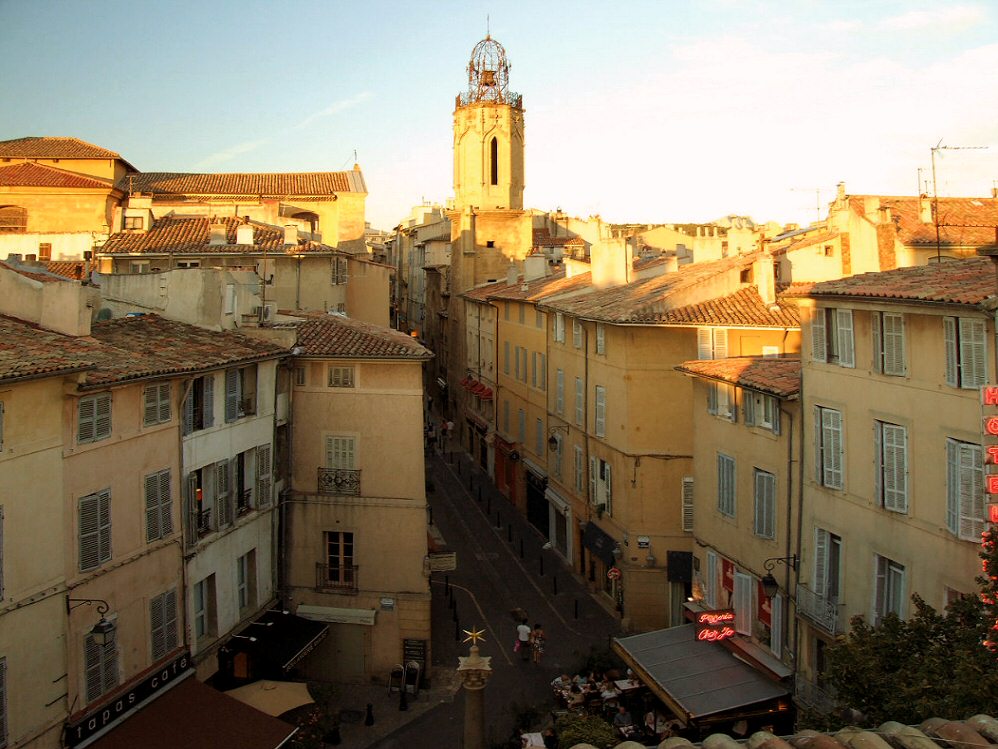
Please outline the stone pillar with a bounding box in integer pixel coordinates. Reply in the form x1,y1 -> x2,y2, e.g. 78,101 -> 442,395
457,641 -> 492,749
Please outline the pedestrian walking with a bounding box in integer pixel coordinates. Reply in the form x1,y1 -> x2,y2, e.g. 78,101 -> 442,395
426,422 -> 436,451
531,623 -> 545,664
515,618 -> 531,661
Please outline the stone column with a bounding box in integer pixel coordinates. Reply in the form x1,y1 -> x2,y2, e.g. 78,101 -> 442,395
457,640 -> 492,749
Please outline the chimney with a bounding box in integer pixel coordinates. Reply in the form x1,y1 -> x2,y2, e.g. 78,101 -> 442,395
283,225 -> 298,246
524,252 -> 547,282
879,206 -> 892,223
25,253 -> 37,264
236,219 -> 255,246
663,255 -> 679,273
837,182 -> 846,200
506,264 -> 518,287
753,252 -> 776,306
590,237 -> 633,289
209,221 -> 227,246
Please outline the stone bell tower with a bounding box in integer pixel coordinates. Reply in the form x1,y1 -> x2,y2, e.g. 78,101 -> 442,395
453,34 -> 524,210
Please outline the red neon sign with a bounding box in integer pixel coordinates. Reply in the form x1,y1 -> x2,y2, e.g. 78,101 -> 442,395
987,476 -> 998,495
697,626 -> 736,642
988,447 -> 998,465
697,611 -> 735,626
989,504 -> 998,524
695,609 -> 737,642
984,386 -> 998,406
985,417 -> 998,436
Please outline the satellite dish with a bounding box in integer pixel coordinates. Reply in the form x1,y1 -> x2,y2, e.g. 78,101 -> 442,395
96,308 -> 113,321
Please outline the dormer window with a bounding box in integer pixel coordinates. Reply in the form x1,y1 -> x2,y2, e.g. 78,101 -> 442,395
124,216 -> 144,230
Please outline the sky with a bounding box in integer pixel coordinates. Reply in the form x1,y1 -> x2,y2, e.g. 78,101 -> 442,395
2,0 -> 997,231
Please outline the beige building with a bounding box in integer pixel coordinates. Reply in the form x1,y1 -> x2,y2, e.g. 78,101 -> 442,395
284,314 -> 433,683
790,257 -> 995,712
675,356 -> 802,682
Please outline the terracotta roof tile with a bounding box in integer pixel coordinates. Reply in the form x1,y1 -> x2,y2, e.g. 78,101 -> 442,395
849,195 -> 998,247
0,260 -> 73,284
656,287 -> 800,328
676,356 -> 801,398
294,313 -> 433,359
83,314 -> 285,387
0,315 -> 98,383
768,230 -> 840,256
0,136 -> 122,159
0,162 -> 113,189
45,261 -> 87,280
121,170 -> 366,196
99,216 -> 335,256
800,256 -> 996,307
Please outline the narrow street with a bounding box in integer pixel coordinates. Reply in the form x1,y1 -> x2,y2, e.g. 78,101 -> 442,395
372,446 -> 622,747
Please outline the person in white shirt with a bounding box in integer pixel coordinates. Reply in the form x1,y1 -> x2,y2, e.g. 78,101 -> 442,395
516,618 -> 532,660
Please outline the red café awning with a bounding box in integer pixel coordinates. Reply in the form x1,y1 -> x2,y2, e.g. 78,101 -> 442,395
480,387 -> 494,400
459,375 -> 472,388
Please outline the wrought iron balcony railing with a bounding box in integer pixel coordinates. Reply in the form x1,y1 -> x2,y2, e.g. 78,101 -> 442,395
317,467 -> 361,496
794,676 -> 838,715
196,508 -> 213,536
315,562 -> 359,593
795,583 -> 844,635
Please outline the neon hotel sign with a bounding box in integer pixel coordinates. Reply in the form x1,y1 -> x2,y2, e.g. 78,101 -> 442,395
695,609 -> 736,642
982,387 -> 998,525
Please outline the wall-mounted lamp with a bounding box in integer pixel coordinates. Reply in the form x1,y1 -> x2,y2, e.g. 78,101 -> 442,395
611,544 -> 623,560
761,555 -> 799,599
547,424 -> 569,451
66,597 -> 116,648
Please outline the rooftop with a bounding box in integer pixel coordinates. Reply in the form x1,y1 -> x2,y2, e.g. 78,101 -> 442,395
654,286 -> 800,328
294,313 -> 433,360
120,170 -> 367,197
0,259 -> 77,284
0,136 -> 124,160
849,194 -> 998,247
0,315 -> 98,384
0,162 -> 115,190
676,356 -> 801,398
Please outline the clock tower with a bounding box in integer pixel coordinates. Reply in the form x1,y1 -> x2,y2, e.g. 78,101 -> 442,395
453,35 -> 524,210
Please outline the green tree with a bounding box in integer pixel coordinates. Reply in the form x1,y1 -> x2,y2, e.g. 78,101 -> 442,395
555,713 -> 619,749
821,527 -> 998,726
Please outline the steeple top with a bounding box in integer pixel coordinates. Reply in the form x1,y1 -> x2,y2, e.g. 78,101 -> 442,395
462,34 -> 519,107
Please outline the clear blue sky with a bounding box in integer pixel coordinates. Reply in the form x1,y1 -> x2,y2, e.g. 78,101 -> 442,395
2,0 -> 997,230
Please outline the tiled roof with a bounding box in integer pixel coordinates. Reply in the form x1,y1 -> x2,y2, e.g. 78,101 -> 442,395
45,261 -> 87,280
768,229 -> 840,256
0,162 -> 114,189
487,270 -> 593,302
0,260 -> 74,284
84,314 -> 285,388
850,195 -> 998,246
676,356 -> 801,398
99,216 -> 335,255
294,313 -> 433,360
120,170 -> 366,196
655,287 -> 800,328
801,256 -> 996,307
0,315 -> 98,383
0,136 -> 122,159
543,254 -> 756,323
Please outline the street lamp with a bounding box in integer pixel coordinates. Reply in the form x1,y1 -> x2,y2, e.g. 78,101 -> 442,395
67,596 -> 116,648
761,555 -> 799,599
547,424 -> 568,451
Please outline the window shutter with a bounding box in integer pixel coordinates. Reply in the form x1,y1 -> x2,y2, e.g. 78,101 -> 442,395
871,312 -> 882,373
164,589 -> 178,656
821,409 -> 843,489
744,392 -> 756,426
837,309 -> 854,367
159,470 -> 173,536
770,594 -> 783,657
182,386 -> 194,435
556,370 -> 564,413
707,383 -> 718,415
882,424 -> 907,512
144,386 -> 159,425
874,556 -> 887,622
944,317 -> 958,386
813,529 -> 828,598
0,507 -> 4,600
575,446 -> 584,492
530,352 -> 537,387
959,442 -> 984,541
681,477 -> 694,532
604,464 -> 612,514
225,369 -> 239,422
85,635 -> 105,703
575,378 -> 583,425
960,318 -> 986,388
772,401 -> 781,435
734,572 -> 752,635
184,473 -> 197,546
0,657 -> 6,746
589,457 -> 597,505
706,551 -> 718,608
697,328 -> 712,360
145,473 -> 161,542
256,444 -> 272,508
874,421 -> 882,504
813,406 -> 823,483
215,461 -> 229,529
0,401 -> 4,452
595,386 -> 606,436
150,592 -> 165,659
503,341 -> 510,374
946,439 -> 959,533
596,324 -> 605,354
79,491 -> 111,571
95,394 -> 111,439
203,375 -> 214,427
811,309 -> 827,363
883,313 -> 905,375
713,329 -> 728,359
78,397 -> 95,442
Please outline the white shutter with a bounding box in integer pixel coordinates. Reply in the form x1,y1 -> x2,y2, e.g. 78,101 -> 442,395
946,439 -> 959,533
589,457 -> 597,505
707,383 -> 718,415
164,589 -> 178,656
256,443 -> 272,508
145,473 -> 161,542
681,477 -> 694,532
960,318 -> 986,388
813,528 -> 829,598
734,572 -> 752,635
882,424 -> 907,512
575,377 -> 583,425
575,446 -> 584,491
754,471 -> 775,538
944,317 -> 958,386
604,464 -> 612,514
883,313 -> 905,375
821,409 -> 843,489
215,460 -> 230,528
770,593 -> 783,658
874,421 -> 883,505
144,385 -> 159,425
85,635 -> 106,703
530,352 -> 537,387
0,507 -> 4,599
836,309 -> 854,367
94,393 -> 111,440
224,369 -> 240,422
697,328 -> 712,360
79,490 -> 111,571
556,369 -> 564,413
813,406 -> 823,483
713,329 -> 728,359
158,383 -> 171,423
706,551 -> 718,608
150,592 -> 165,659
958,442 -> 984,541
811,309 -> 827,363
744,391 -> 756,426
871,311 -> 882,373
772,400 -> 781,435
595,386 -> 606,436
159,470 -> 172,536
596,323 -> 605,354
78,397 -> 96,442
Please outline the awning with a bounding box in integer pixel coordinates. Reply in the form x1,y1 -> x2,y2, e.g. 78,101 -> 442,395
582,521 -> 617,566
235,610 -> 329,672
86,675 -> 296,749
224,680 -> 314,717
296,604 -> 376,626
612,624 -> 788,723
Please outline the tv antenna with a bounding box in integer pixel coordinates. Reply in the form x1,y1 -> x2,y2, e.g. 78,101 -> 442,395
930,140 -> 989,262
790,187 -> 826,223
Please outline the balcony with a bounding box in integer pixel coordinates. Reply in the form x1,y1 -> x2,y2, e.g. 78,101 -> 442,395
316,562 -> 358,594
317,467 -> 361,496
236,489 -> 252,516
795,676 -> 838,715
196,508 -> 213,536
796,583 -> 844,635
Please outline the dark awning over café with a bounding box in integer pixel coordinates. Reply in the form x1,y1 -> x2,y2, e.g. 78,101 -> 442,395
612,624 -> 788,724
235,609 -> 330,673
582,521 -> 617,565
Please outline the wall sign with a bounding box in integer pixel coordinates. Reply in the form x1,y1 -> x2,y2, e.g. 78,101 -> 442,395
695,609 -> 736,642
982,387 -> 998,523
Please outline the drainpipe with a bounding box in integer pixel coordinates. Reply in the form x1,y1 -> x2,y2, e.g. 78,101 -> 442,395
781,405 -> 798,677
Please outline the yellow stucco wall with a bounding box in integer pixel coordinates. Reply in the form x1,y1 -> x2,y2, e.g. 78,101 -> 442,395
0,186 -> 118,234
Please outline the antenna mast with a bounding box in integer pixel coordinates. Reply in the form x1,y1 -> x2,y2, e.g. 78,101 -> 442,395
930,140 -> 989,262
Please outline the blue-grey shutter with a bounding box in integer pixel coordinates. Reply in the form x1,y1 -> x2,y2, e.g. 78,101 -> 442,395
203,375 -> 214,427
225,369 -> 239,422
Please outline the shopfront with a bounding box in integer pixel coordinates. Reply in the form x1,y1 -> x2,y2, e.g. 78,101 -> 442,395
545,487 -> 571,559
524,461 -> 549,537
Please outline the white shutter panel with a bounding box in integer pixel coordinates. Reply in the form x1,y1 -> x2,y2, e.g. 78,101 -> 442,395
589,457 -> 597,505
144,386 -> 159,425
883,314 -> 905,375
837,309 -> 854,367
871,312 -> 882,373
225,369 -> 239,422
604,464 -> 612,514
706,551 -> 718,608
681,477 -> 694,532
595,386 -> 606,436
813,407 -> 823,483
145,473 -> 161,542
734,572 -> 752,635
79,494 -> 100,570
707,384 -> 718,415
157,384 -> 170,423
813,529 -> 828,598
215,461 -> 229,528
944,317 -> 958,386
97,490 -> 111,564
164,589 -> 178,657
744,392 -> 756,426
78,397 -> 95,442
958,443 -> 984,541
960,318 -> 986,388
150,593 -> 165,659
822,409 -> 843,489
575,377 -> 583,424
0,507 -> 4,599
556,370 -> 564,413
811,309 -> 827,363
946,439 -> 959,533
256,443 -> 272,508
697,328 -> 712,360
159,470 -> 173,536
874,421 -> 883,505
182,387 -> 194,435
883,424 -> 907,512
85,635 -> 105,703
95,394 -> 111,439
770,594 -> 783,657
754,471 -> 765,534
874,557 -> 887,622
713,329 -> 728,359
772,400 -> 781,435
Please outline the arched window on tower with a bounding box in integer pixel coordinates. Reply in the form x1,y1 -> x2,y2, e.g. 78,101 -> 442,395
0,206 -> 27,233
490,137 -> 499,186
